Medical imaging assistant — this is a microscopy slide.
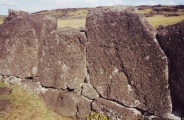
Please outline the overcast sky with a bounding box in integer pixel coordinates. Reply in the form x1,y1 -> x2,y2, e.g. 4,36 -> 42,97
0,0 -> 183,15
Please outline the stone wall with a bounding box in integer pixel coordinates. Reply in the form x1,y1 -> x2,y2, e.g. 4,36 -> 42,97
0,6 -> 184,120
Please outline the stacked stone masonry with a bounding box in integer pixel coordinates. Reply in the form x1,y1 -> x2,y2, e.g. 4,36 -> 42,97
0,6 -> 184,120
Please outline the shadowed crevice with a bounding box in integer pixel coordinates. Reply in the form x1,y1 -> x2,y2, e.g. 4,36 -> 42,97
156,33 -> 183,118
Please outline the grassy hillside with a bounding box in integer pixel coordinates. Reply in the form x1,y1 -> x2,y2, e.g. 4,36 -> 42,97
56,5 -> 184,28
58,18 -> 86,28
1,6 -> 184,28
0,82 -> 71,120
147,15 -> 184,27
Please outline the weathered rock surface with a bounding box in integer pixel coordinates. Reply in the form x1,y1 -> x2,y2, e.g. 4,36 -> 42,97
4,9 -> 29,23
92,98 -> 142,120
20,80 -> 47,94
1,76 -> 22,85
0,10 -> 57,78
42,89 -> 91,120
39,28 -> 86,89
86,6 -> 171,117
0,87 -> 12,95
0,99 -> 11,113
82,83 -> 99,100
0,74 -> 2,81
157,21 -> 184,107
2,6 -> 184,120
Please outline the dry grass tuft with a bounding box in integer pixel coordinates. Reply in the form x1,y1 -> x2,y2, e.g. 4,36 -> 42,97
57,18 -> 86,28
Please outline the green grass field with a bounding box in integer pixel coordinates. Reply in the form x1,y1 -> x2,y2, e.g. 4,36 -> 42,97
57,8 -> 184,28
57,18 -> 86,28
0,82 -> 71,120
57,15 -> 184,28
138,8 -> 152,14
147,15 -> 184,28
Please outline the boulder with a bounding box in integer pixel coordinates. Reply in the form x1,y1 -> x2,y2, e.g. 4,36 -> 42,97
39,28 -> 86,89
0,11 -> 57,78
157,21 -> 184,107
86,6 -> 171,117
42,89 -> 91,119
92,98 -> 142,120
0,99 -> 11,113
0,87 -> 12,95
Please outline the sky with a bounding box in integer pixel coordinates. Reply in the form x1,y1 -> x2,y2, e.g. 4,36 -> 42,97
0,0 -> 183,15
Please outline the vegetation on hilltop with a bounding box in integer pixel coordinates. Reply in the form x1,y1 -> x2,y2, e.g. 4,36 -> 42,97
0,5 -> 184,28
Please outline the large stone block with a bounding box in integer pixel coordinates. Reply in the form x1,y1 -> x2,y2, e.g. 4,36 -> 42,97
157,21 -> 184,107
0,87 -> 12,95
42,89 -> 91,119
86,6 -> 171,117
0,10 -> 57,78
92,98 -> 142,120
39,28 -> 86,89
0,99 -> 11,113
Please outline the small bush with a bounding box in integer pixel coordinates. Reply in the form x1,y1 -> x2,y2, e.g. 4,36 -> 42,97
87,111 -> 110,120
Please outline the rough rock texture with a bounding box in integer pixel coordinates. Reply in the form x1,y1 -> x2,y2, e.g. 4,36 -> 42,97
0,87 -> 12,95
0,75 -> 48,95
0,99 -> 11,113
0,74 -> 2,81
157,21 -> 184,107
39,28 -> 86,89
20,80 -> 47,94
143,117 -> 170,120
92,98 -> 142,120
0,10 -> 57,78
2,6 -> 184,120
86,6 -> 171,117
1,76 -> 22,85
82,83 -> 99,100
42,89 -> 91,120
4,9 -> 29,23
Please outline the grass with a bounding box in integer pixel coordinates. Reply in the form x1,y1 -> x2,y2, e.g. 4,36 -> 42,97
57,18 -> 86,28
146,15 -> 184,28
57,15 -> 184,29
0,82 -> 72,120
138,8 -> 152,14
56,8 -> 184,29
0,16 -> 4,24
1,8 -> 184,29
68,9 -> 88,19
87,112 -> 110,120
